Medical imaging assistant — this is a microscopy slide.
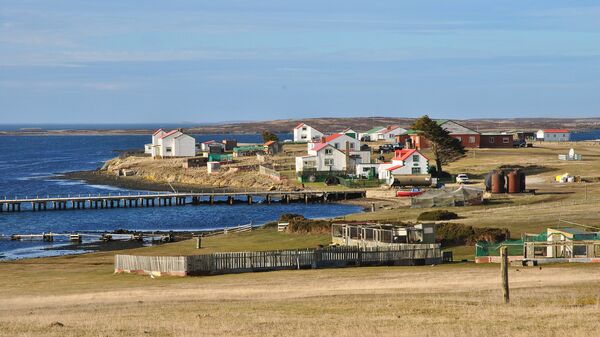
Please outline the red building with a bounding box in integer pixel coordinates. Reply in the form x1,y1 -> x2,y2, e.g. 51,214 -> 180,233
398,120 -> 512,149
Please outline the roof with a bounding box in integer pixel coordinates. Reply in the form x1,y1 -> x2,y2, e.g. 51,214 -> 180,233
160,130 -> 181,139
365,126 -> 385,134
542,129 -> 569,133
324,133 -> 344,143
386,165 -> 404,171
381,125 -> 403,134
152,129 -> 164,136
264,140 -> 276,146
436,120 -> 478,135
392,149 -> 429,161
294,123 -> 305,129
311,143 -> 332,152
202,140 -> 217,144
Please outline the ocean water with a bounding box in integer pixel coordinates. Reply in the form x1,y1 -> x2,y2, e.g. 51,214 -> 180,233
0,134 -> 361,259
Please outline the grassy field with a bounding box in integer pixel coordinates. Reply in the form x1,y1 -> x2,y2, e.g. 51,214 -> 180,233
3,142 -> 600,336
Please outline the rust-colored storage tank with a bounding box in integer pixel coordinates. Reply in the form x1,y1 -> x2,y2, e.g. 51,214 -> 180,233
507,170 -> 521,193
491,171 -> 505,193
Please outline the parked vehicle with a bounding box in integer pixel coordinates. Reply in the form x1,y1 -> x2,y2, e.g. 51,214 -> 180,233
456,173 -> 469,184
513,140 -> 527,148
378,143 -> 404,153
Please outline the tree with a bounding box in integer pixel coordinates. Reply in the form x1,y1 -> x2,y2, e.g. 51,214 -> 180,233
410,115 -> 466,176
262,130 -> 279,143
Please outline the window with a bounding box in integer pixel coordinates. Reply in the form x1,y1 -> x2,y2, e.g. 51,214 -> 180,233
502,137 -> 510,144
166,147 -> 172,152
469,136 -> 476,144
302,127 -> 307,131
334,143 -> 339,149
324,158 -> 334,166
489,137 -> 495,143
349,143 -> 355,149
304,160 -> 316,168
324,148 -> 333,155
411,167 -> 421,174
412,155 -> 419,162
301,135 -> 307,139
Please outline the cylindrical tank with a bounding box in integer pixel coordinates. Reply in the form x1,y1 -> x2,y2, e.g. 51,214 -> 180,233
393,175 -> 432,187
484,172 -> 492,191
491,171 -> 505,193
519,170 -> 526,192
507,170 -> 520,193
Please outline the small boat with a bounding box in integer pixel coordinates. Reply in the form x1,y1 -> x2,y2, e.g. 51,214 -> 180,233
396,188 -> 424,197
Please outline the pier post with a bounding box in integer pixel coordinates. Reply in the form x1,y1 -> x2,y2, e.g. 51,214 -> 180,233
168,198 -> 172,206
247,195 -> 252,204
228,196 -> 234,205
209,196 -> 213,205
304,194 -> 309,204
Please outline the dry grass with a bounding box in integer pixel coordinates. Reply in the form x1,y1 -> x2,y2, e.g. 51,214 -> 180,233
1,262 -> 599,337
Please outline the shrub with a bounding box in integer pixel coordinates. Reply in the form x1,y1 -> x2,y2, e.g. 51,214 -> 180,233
277,214 -> 331,234
417,210 -> 458,221
435,223 -> 510,246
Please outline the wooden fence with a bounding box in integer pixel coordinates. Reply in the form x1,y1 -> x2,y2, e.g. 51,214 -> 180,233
258,165 -> 283,181
115,245 -> 442,277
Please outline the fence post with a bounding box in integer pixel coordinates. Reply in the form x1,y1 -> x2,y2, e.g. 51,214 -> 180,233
500,246 -> 510,304
196,234 -> 202,249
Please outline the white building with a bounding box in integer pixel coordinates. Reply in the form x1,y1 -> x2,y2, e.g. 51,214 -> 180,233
293,123 -> 324,142
356,149 -> 429,183
378,125 -> 407,141
296,135 -> 371,174
147,129 -> 196,158
536,129 -> 570,142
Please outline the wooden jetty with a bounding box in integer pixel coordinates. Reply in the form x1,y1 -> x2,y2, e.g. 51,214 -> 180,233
10,232 -> 172,242
0,190 -> 366,213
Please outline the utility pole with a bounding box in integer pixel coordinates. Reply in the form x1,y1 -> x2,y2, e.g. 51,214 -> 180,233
500,246 -> 510,304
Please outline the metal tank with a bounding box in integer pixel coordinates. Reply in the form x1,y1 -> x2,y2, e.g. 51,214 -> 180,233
491,171 -> 506,193
519,170 -> 526,192
507,170 -> 521,193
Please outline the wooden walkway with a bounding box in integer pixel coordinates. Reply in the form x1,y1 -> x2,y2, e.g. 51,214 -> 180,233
0,190 -> 366,213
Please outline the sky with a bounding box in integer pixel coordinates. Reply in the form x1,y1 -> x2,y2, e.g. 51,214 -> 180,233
1,1 -> 600,124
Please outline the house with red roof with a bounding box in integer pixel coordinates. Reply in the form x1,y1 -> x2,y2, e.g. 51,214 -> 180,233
536,129 -> 570,142
293,123 -> 324,142
296,133 -> 372,175
356,149 -> 429,183
146,129 -> 196,158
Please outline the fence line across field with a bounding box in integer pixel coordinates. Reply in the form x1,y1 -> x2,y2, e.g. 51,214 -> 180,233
115,245 -> 442,277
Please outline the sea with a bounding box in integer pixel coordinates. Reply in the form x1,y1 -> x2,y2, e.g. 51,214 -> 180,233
0,131 -> 362,260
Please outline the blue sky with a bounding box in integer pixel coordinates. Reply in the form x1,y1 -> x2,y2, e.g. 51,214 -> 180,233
1,1 -> 599,123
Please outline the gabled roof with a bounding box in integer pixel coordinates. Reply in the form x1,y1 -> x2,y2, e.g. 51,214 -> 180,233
386,165 -> 404,171
436,120 -> 478,135
160,130 -> 181,139
324,133 -> 344,143
543,129 -> 569,133
294,123 -> 323,133
202,140 -> 217,144
153,129 -> 164,136
381,125 -> 405,134
311,143 -> 332,152
365,126 -> 385,134
392,149 -> 429,161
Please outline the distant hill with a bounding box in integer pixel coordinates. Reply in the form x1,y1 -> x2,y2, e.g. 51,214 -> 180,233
185,117 -> 600,134
2,117 -> 600,135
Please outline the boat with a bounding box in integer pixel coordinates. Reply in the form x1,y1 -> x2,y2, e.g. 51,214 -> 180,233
396,188 -> 424,197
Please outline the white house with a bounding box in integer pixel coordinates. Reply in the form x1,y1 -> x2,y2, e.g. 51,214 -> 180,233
536,129 -> 570,142
357,149 -> 429,183
147,129 -> 196,158
296,143 -> 348,173
309,133 -> 361,151
359,126 -> 386,142
293,123 -> 324,142
378,125 -> 407,141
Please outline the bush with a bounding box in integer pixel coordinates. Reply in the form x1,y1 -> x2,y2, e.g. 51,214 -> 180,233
277,214 -> 331,234
417,210 -> 458,221
435,223 -> 510,246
